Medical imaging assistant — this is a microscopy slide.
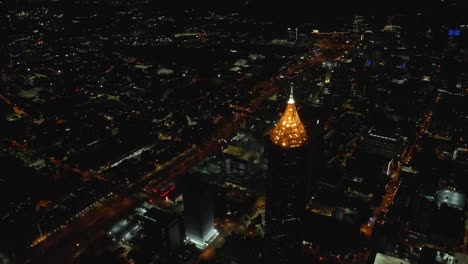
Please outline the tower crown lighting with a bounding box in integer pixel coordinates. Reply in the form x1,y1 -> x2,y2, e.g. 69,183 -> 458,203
270,84 -> 308,148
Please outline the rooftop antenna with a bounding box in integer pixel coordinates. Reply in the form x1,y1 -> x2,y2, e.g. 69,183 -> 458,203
288,83 -> 295,104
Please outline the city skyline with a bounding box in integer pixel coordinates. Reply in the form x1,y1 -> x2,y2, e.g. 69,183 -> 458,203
1,1 -> 467,263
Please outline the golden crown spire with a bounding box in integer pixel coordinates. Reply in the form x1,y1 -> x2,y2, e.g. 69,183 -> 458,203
270,84 -> 308,148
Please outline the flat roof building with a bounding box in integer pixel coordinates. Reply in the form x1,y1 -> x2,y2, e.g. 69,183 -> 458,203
182,177 -> 218,248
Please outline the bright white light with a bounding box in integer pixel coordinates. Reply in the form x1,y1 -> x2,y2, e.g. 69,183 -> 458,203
187,229 -> 219,249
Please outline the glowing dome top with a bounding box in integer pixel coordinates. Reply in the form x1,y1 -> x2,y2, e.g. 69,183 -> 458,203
270,84 -> 308,148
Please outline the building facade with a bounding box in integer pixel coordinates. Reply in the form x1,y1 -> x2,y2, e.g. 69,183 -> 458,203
264,86 -> 310,263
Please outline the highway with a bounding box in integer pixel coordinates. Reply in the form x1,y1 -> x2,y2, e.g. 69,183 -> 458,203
21,33 -> 454,264
20,196 -> 136,263
20,43 -> 340,263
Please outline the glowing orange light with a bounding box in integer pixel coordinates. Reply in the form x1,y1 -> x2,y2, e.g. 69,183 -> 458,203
270,87 -> 307,148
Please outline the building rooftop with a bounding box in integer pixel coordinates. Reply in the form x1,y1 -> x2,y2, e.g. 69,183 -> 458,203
373,253 -> 410,264
436,189 -> 465,210
223,145 -> 252,161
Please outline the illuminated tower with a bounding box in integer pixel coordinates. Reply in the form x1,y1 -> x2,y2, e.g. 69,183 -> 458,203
447,28 -> 461,55
264,84 -> 309,263
182,177 -> 218,248
270,85 -> 308,148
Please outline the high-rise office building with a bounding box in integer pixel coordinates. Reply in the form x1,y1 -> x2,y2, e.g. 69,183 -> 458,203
363,128 -> 406,159
142,208 -> 184,250
264,85 -> 309,263
287,27 -> 298,42
182,177 -> 218,248
223,145 -> 253,187
352,15 -> 368,33
447,28 -> 462,55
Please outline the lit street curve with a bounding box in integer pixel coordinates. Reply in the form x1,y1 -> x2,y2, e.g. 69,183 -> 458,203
21,46 -> 338,263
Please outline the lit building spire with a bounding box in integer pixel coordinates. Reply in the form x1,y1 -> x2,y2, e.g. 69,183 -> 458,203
288,83 -> 295,104
270,83 -> 308,148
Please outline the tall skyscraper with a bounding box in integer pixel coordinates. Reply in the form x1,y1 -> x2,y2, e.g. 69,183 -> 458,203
425,28 -> 433,56
447,28 -> 462,55
264,85 -> 309,263
180,174 -> 218,248
182,177 -> 218,248
142,208 -> 184,251
287,27 -> 298,42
